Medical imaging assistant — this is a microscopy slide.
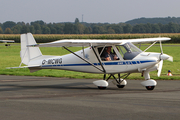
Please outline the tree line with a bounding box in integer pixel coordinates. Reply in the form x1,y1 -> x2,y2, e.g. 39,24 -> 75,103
126,17 -> 180,25
0,18 -> 180,34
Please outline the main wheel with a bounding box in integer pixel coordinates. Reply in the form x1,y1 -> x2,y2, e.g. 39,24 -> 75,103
117,85 -> 125,88
98,86 -> 107,90
146,86 -> 155,90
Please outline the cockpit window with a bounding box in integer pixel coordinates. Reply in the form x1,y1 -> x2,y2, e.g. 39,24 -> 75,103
116,42 -> 142,60
98,46 -> 119,61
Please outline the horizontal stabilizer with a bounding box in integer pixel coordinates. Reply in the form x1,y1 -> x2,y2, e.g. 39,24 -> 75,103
7,65 -> 41,73
7,65 -> 41,69
6,65 -> 41,69
6,67 -> 28,69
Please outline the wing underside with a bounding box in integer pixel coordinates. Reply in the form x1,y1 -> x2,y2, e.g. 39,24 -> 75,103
27,37 -> 171,47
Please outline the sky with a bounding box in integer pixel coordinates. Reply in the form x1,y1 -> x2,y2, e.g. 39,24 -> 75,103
0,0 -> 180,24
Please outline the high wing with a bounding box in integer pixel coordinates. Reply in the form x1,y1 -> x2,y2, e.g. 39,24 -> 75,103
28,37 -> 171,47
0,40 -> 14,43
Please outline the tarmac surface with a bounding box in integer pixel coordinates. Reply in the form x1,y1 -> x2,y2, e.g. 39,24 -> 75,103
0,75 -> 180,120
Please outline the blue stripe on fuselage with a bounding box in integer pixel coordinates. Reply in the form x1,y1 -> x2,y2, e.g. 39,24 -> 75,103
41,60 -> 156,67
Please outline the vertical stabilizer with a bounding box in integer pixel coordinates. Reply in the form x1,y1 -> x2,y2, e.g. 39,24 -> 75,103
20,33 -> 42,65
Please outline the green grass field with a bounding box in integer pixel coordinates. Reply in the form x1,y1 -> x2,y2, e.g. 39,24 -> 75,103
0,43 -> 179,80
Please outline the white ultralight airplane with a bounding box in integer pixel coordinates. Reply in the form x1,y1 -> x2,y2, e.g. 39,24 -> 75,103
0,40 -> 14,43
14,33 -> 173,90
0,40 -> 14,47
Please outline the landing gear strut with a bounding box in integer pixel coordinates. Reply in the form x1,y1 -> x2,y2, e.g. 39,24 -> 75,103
103,73 -> 130,89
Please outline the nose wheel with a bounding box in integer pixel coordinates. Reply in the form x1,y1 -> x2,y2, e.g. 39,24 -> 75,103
141,79 -> 157,90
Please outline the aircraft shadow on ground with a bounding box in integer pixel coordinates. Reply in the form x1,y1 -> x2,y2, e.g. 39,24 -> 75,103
0,82 -> 145,92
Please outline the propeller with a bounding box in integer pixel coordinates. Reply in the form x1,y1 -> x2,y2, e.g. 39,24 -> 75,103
157,60 -> 163,77
157,41 -> 173,77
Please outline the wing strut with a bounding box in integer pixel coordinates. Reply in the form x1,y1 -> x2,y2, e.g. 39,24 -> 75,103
143,41 -> 157,52
63,46 -> 105,73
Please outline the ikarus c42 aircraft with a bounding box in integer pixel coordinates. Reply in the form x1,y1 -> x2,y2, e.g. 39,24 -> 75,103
0,40 -> 14,43
0,40 -> 14,47
12,33 -> 173,90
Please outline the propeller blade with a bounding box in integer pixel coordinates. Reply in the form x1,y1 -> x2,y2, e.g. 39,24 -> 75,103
157,60 -> 163,77
160,40 -> 163,54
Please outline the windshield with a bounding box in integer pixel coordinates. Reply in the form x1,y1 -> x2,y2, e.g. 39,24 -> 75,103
116,42 -> 142,60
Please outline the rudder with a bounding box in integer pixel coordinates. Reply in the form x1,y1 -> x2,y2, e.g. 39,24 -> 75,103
20,33 -> 42,65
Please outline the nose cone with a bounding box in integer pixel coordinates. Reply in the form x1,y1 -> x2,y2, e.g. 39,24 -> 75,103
160,54 -> 170,60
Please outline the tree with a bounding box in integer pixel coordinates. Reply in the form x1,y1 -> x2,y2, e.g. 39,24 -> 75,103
75,18 -> 80,24
50,27 -> 57,34
111,24 -> 123,33
107,27 -> 115,34
161,24 -> 169,33
63,23 -> 74,34
145,23 -> 152,33
4,28 -> 13,34
158,23 -> 164,33
73,25 -> 79,34
3,21 -> 16,30
168,22 -> 179,33
54,23 -> 64,34
12,25 -> 21,34
0,27 -> 3,34
17,22 -> 25,26
42,26 -> 51,34
29,25 -> 35,34
123,24 -> 132,33
21,25 -> 30,34
0,23 -> 3,28
31,20 -> 45,26
92,26 -> 100,34
151,24 -> 161,33
76,23 -> 85,34
132,24 -> 146,33
84,27 -> 92,34
92,26 -> 105,34
33,23 -> 42,34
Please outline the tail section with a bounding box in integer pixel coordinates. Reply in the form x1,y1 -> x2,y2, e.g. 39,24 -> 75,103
20,33 -> 42,65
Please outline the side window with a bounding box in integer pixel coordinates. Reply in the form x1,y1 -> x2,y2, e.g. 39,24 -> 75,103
98,47 -> 106,61
98,46 -> 119,61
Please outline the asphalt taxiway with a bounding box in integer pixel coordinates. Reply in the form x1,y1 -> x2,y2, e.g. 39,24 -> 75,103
0,75 -> 180,120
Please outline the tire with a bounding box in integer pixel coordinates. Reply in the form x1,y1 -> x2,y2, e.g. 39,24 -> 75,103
146,86 -> 155,90
98,86 -> 107,90
117,85 -> 125,88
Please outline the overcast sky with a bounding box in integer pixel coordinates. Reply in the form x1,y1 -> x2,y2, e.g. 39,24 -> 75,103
0,0 -> 180,24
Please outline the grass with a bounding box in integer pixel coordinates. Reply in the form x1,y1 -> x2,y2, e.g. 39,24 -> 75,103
0,43 -> 179,80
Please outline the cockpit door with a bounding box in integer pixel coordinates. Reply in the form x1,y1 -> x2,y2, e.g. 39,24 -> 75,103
97,45 -> 128,72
